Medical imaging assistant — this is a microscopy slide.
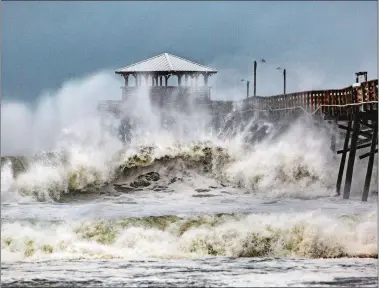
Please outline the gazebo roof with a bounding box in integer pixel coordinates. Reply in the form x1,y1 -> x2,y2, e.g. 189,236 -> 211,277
115,53 -> 217,74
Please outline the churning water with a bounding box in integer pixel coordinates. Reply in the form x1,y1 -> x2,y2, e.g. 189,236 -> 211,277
1,72 -> 377,287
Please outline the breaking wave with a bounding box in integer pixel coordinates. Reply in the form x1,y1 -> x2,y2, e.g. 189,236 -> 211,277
0,71 -> 356,202
1,127 -> 340,202
1,71 -> 377,264
1,211 -> 376,262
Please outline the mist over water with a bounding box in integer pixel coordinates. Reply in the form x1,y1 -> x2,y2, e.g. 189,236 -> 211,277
1,71 -> 121,156
1,69 -> 376,201
1,71 -> 377,287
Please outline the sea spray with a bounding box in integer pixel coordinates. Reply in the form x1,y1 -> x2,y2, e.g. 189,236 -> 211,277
2,130 -> 344,202
1,211 -> 376,262
1,71 -> 377,202
3,141 -> 231,201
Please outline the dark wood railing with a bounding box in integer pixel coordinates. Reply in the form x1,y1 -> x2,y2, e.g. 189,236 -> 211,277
99,80 -> 378,120
238,79 -> 378,119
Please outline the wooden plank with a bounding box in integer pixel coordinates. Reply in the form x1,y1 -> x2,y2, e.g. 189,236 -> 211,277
338,124 -> 373,138
360,148 -> 378,160
336,142 -> 372,154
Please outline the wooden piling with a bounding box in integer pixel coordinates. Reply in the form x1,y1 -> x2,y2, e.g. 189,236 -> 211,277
336,120 -> 352,196
343,110 -> 361,199
330,120 -> 337,153
362,122 -> 378,201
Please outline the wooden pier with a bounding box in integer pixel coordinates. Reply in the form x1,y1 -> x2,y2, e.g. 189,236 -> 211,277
98,53 -> 378,201
231,77 -> 378,201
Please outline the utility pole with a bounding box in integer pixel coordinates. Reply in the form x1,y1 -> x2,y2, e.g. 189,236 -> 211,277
355,71 -> 368,83
241,79 -> 250,98
277,66 -> 287,95
283,68 -> 286,94
253,60 -> 257,96
253,59 -> 266,96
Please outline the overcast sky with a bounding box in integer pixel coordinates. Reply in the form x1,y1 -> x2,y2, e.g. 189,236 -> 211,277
2,1 -> 378,102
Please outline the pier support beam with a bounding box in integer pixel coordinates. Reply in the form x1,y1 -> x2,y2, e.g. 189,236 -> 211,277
343,111 -> 361,199
336,120 -> 352,196
331,133 -> 336,153
329,120 -> 338,155
362,122 -> 378,201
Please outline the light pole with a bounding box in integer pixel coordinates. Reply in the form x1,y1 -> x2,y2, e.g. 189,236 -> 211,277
355,71 -> 367,83
241,79 -> 250,99
276,67 -> 286,95
253,58 -> 266,96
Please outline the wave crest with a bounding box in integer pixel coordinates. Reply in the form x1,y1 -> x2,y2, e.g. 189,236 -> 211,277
2,212 -> 376,262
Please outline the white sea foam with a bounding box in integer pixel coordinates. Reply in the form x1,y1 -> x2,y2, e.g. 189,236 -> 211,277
1,210 -> 376,262
1,71 -> 377,267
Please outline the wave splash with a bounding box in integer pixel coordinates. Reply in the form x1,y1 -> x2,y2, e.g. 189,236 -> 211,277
1,72 -> 377,202
1,211 -> 376,262
1,128 -> 339,202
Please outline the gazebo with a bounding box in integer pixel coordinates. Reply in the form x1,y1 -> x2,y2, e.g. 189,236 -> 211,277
114,53 -> 217,102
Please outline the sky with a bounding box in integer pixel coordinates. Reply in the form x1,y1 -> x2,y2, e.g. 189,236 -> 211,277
1,1 -> 378,102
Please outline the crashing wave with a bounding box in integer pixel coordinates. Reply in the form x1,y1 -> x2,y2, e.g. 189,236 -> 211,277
2,116 -> 370,202
2,142 -> 232,201
1,211 -> 376,262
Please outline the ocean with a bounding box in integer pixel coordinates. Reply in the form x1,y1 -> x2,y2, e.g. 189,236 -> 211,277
1,78 -> 377,287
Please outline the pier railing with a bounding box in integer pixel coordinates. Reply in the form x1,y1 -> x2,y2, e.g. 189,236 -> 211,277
121,86 -> 211,101
238,79 -> 378,120
97,79 -> 378,202
99,79 -> 378,120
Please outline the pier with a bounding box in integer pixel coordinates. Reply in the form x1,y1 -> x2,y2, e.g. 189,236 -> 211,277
99,53 -> 378,201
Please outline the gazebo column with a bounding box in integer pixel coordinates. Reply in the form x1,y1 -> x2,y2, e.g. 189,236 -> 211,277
203,73 -> 209,86
133,74 -> 138,87
185,75 -> 189,86
123,74 -> 129,87
155,75 -> 159,87
177,74 -> 183,87
165,75 -> 170,87
159,76 -> 163,86
143,74 -> 149,86
194,74 -> 199,86
136,74 -> 141,86
149,74 -> 153,86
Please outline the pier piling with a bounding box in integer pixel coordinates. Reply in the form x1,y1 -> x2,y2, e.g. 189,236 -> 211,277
343,110 -> 361,199
362,122 -> 378,201
336,120 -> 352,196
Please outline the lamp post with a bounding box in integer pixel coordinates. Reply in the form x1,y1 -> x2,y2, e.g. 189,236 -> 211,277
355,71 -> 368,83
276,67 -> 286,95
241,79 -> 250,99
253,58 -> 266,96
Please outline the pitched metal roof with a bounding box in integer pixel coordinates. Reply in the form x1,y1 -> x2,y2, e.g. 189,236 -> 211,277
115,53 -> 217,74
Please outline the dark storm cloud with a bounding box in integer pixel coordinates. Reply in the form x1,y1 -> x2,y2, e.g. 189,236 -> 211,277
1,1 -> 377,101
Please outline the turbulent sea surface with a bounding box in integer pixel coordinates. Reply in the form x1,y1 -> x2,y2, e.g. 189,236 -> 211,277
1,81 -> 378,287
